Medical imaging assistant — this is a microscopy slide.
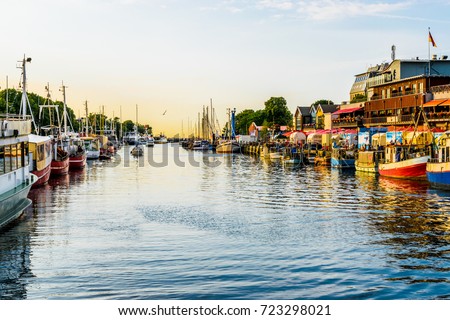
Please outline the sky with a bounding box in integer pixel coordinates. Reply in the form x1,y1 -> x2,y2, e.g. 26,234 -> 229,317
1,0 -> 450,137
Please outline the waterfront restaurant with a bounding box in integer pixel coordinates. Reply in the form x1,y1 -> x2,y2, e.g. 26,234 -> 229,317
363,75 -> 450,130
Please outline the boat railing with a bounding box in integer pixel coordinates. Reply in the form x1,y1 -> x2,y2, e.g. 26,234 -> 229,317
429,157 -> 450,163
0,113 -> 32,120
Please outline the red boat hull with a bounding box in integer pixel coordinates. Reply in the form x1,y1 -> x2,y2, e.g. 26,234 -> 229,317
69,153 -> 87,169
379,156 -> 428,179
51,157 -> 70,176
31,164 -> 51,188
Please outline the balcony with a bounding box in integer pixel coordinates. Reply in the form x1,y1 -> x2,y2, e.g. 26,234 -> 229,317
363,114 -> 413,126
332,119 -> 361,128
427,111 -> 450,122
370,89 -> 417,101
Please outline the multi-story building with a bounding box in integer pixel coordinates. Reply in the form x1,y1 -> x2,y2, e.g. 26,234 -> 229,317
338,55 -> 450,130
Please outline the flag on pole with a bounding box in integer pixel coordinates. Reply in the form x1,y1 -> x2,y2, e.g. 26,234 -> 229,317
428,31 -> 437,47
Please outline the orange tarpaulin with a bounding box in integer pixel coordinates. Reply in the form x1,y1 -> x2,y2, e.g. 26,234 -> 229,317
423,99 -> 447,107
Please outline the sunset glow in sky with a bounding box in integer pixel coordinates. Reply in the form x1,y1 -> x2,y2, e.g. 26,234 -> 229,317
1,0 -> 450,136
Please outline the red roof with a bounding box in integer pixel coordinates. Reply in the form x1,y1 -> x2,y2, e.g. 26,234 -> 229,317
332,106 -> 363,115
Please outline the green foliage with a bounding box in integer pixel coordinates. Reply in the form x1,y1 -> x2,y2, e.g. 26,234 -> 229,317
252,109 -> 267,126
312,99 -> 334,107
350,94 -> 367,103
0,88 -> 80,132
122,120 -> 135,133
264,97 -> 292,127
235,109 -> 255,135
0,89 -> 152,137
233,97 -> 293,135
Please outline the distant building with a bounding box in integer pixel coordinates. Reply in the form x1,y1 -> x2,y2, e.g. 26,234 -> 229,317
293,106 -> 314,131
315,104 -> 338,130
350,63 -> 389,102
248,122 -> 264,140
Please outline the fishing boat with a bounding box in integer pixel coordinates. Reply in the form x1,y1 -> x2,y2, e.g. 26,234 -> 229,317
378,106 -> 434,179
314,150 -> 331,166
427,131 -> 450,189
282,146 -> 305,166
68,137 -> 87,169
28,134 -> 52,186
216,108 -> 240,154
98,135 -> 114,160
60,84 -> 86,169
130,106 -> 143,156
17,56 -> 53,186
355,149 -> 384,173
269,146 -> 282,160
331,148 -> 356,169
378,144 -> 431,179
81,136 -> 100,159
146,136 -> 155,147
192,140 -> 210,151
50,144 -> 70,175
0,114 -> 37,230
38,84 -> 70,176
155,134 -> 168,144
216,140 -> 241,153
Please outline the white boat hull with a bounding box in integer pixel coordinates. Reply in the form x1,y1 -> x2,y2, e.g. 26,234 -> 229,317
216,141 -> 241,154
0,168 -> 37,229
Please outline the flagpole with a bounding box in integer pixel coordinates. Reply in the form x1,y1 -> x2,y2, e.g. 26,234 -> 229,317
428,27 -> 431,77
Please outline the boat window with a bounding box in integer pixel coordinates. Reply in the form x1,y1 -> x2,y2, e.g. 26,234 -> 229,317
38,144 -> 45,162
46,141 -> 52,158
24,142 -> 29,167
4,145 -> 17,172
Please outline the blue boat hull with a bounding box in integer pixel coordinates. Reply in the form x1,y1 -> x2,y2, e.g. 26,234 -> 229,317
331,158 -> 355,169
426,170 -> 450,190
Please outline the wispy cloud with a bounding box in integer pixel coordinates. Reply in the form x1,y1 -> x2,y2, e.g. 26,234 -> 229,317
258,0 -> 295,10
200,0 -> 412,20
296,0 -> 410,21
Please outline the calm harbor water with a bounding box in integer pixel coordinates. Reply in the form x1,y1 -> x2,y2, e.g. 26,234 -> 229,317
1,144 -> 450,300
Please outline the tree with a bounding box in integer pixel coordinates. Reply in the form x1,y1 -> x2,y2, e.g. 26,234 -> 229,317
264,97 -> 292,127
312,99 -> 334,107
122,120 -> 135,133
235,109 -> 255,135
252,109 -> 267,126
0,88 -> 80,133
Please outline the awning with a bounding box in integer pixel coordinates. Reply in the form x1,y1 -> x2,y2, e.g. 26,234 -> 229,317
423,99 -> 447,107
332,106 -> 363,115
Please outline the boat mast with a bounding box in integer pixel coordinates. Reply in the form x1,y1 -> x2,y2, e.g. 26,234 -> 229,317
60,81 -> 68,135
5,76 -> 8,116
18,55 -> 37,133
120,105 -> 123,141
85,100 -> 89,136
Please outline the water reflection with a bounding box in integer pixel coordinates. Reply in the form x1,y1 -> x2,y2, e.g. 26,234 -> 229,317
0,216 -> 35,299
2,146 -> 450,299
